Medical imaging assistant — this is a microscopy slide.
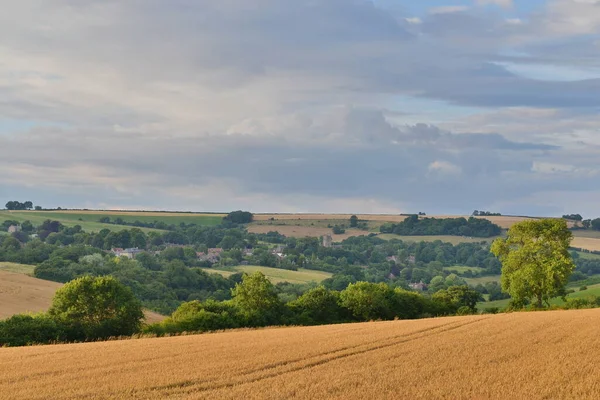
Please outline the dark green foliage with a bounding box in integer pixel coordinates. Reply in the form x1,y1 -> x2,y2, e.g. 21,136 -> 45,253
223,210 -> 253,224
48,276 -> 144,340
350,215 -> 358,228
380,215 -> 502,238
432,285 -> 482,313
4,201 -> 33,210
0,314 -> 69,346
232,272 -> 285,326
288,286 -> 347,325
562,214 -> 583,221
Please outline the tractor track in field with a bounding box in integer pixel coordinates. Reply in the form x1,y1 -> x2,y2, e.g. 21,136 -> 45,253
148,317 -> 489,397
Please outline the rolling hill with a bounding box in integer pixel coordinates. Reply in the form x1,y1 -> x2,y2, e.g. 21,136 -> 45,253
1,309 -> 599,399
0,210 -> 225,233
0,269 -> 165,324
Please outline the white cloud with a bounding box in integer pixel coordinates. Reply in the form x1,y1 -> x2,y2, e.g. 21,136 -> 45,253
475,0 -> 514,8
429,6 -> 470,14
428,161 -> 463,176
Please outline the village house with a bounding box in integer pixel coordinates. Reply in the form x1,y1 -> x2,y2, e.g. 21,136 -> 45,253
386,255 -> 398,263
409,281 -> 427,291
111,247 -> 143,259
197,248 -> 224,264
322,234 -> 333,248
7,225 -> 21,233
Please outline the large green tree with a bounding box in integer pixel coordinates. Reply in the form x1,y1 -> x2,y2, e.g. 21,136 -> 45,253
491,219 -> 575,308
48,276 -> 144,339
231,272 -> 283,325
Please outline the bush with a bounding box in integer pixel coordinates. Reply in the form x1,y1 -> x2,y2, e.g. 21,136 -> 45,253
0,314 -> 70,347
288,286 -> 347,325
483,307 -> 500,314
456,306 -> 473,316
48,276 -> 144,340
580,286 -> 588,291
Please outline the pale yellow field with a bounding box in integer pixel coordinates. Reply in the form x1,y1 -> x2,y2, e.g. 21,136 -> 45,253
0,271 -> 62,319
247,224 -> 366,241
2,310 -> 600,399
254,214 -> 559,229
0,270 -> 165,323
12,210 -> 227,217
572,237 -> 600,252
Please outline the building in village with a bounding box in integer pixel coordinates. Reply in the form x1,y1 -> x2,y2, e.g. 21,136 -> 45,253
8,225 -> 21,233
111,248 -> 143,259
409,281 -> 427,291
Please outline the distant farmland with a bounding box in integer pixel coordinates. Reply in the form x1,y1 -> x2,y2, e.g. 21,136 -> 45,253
0,210 -> 225,232
3,310 -> 600,399
201,266 -> 332,284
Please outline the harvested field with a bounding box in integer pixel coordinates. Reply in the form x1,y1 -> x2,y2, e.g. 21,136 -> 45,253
201,266 -> 332,284
571,237 -> 600,252
378,234 -> 497,245
0,270 -> 165,323
3,310 -> 600,399
254,213 -> 553,229
247,224 -> 368,241
254,213 -> 410,222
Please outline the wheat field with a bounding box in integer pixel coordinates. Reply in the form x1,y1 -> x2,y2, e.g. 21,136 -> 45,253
2,310 -> 600,399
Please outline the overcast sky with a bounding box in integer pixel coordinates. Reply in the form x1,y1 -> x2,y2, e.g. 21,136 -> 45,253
1,0 -> 599,217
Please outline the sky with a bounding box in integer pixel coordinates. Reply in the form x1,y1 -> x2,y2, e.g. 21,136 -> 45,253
1,0 -> 600,217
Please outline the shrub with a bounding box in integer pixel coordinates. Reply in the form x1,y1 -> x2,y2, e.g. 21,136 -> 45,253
483,307 -> 500,314
456,306 -> 473,316
580,286 -> 588,291
0,314 -> 70,347
48,276 -> 144,340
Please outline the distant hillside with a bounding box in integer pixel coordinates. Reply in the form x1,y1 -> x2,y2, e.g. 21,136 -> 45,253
0,269 -> 165,323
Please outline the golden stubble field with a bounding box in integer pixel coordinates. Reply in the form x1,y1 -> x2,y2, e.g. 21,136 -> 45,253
0,271 -> 165,323
253,213 -> 545,228
3,309 -> 600,399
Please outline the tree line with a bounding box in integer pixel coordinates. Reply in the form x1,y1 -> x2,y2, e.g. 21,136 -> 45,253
380,215 -> 502,238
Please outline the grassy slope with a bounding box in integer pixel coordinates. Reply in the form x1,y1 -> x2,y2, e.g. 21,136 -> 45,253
0,210 -> 223,233
201,265 -> 332,284
3,310 -> 600,399
0,262 -> 36,275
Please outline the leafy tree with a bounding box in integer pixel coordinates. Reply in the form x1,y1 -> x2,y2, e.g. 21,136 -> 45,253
350,215 -> 358,228
223,211 -> 253,224
432,285 -> 481,313
332,225 -> 346,234
288,286 -> 346,325
48,276 -> 144,339
231,272 -> 283,325
562,214 -> 583,222
340,282 -> 397,321
20,220 -> 34,233
592,218 -> 600,231
491,219 -> 575,308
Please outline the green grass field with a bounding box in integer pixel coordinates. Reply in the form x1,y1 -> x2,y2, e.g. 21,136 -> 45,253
464,275 -> 501,286
477,280 -> 600,311
443,266 -> 485,274
200,265 -> 333,284
0,210 -> 224,233
0,262 -> 36,275
572,230 -> 600,239
576,251 -> 600,260
378,234 -> 498,245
